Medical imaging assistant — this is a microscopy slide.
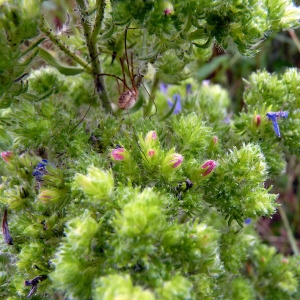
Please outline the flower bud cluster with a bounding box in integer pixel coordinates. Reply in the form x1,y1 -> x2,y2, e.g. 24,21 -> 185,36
110,130 -> 218,183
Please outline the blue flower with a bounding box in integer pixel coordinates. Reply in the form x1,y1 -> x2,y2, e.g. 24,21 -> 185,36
160,83 -> 168,94
167,94 -> 182,114
32,159 -> 48,182
244,218 -> 252,225
186,83 -> 192,95
266,111 -> 288,137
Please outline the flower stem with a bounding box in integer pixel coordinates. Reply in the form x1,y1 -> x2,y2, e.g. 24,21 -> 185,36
278,205 -> 299,255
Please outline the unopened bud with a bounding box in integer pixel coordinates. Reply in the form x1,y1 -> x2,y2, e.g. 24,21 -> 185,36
145,131 -> 157,142
168,153 -> 183,169
201,160 -> 217,177
111,147 -> 125,161
1,151 -> 13,163
213,136 -> 218,145
148,149 -> 156,157
282,258 -> 288,264
38,189 -> 60,203
163,2 -> 174,16
253,115 -> 261,127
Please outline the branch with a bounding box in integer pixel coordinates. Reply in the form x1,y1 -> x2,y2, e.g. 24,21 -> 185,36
76,0 -> 112,114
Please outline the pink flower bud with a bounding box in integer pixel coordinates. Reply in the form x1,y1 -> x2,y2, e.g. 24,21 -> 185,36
148,149 -> 156,157
213,136 -> 218,145
111,147 -> 125,161
169,154 -> 183,168
163,2 -> 174,15
201,160 -> 217,176
145,131 -> 157,142
282,258 -> 288,264
253,115 -> 261,127
1,151 -> 13,163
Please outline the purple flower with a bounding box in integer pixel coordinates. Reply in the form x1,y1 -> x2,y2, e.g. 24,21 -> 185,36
266,111 -> 288,137
167,94 -> 182,114
32,159 -> 48,182
160,83 -> 168,94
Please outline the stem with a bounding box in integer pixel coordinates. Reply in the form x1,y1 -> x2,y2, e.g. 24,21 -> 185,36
278,205 -> 299,255
144,73 -> 159,117
91,0 -> 105,41
39,16 -> 91,73
288,29 -> 300,53
76,0 -> 112,114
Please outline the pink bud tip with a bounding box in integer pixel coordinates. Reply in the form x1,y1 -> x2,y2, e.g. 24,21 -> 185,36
1,151 -> 13,163
145,131 -> 157,142
111,148 -> 125,161
253,115 -> 261,127
170,154 -> 183,168
213,136 -> 218,145
148,150 -> 155,157
164,8 -> 172,15
201,160 -> 217,176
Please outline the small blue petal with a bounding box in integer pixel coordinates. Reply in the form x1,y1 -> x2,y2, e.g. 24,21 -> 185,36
266,111 -> 288,137
186,84 -> 192,95
173,94 -> 182,114
167,94 -> 182,114
160,83 -> 168,94
272,121 -> 281,137
266,112 -> 277,122
244,218 -> 252,225
278,111 -> 288,118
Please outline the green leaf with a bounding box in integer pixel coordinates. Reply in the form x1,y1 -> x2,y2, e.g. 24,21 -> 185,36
19,38 -> 46,58
38,47 -> 84,76
196,55 -> 228,80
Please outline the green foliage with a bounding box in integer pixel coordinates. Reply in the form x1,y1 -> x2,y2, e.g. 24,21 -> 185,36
0,0 -> 300,299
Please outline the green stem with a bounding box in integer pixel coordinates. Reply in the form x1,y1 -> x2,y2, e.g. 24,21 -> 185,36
39,16 -> 91,73
144,73 -> 159,117
288,29 -> 300,53
91,0 -> 105,41
278,205 -> 299,255
76,0 -> 112,114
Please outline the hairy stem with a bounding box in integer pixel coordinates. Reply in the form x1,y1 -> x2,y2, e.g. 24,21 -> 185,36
76,0 -> 112,113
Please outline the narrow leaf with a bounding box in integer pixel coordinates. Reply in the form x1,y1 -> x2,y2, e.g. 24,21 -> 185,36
38,47 -> 84,75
